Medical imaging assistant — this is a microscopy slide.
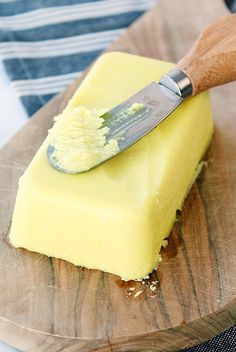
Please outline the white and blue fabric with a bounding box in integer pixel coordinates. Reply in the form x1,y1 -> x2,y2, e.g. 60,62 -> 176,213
0,0 -> 156,117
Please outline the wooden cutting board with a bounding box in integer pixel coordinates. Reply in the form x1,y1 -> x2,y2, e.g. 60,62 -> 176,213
0,0 -> 235,351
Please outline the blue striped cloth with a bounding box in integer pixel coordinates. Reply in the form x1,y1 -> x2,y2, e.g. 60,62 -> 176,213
0,0 -> 156,116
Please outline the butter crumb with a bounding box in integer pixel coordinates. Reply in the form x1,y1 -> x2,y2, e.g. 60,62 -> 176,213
150,285 -> 157,292
151,280 -> 158,285
162,239 -> 168,248
127,102 -> 144,114
143,275 -> 150,279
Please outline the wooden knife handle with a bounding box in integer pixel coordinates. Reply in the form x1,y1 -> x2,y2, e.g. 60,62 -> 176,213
177,14 -> 236,96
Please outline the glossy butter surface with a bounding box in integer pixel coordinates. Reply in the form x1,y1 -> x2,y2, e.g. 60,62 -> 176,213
10,52 -> 213,280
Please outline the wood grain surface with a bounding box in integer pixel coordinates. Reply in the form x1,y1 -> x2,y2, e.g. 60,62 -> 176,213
0,0 -> 236,351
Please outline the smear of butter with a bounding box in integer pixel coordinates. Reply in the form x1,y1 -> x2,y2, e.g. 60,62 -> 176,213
48,106 -> 119,173
127,102 -> 144,114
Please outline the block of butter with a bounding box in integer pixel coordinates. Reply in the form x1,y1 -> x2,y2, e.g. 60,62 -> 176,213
10,52 -> 213,280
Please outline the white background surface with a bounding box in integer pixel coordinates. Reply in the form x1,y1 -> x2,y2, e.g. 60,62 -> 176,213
0,60 -> 24,351
0,58 -> 27,148
0,342 -> 17,352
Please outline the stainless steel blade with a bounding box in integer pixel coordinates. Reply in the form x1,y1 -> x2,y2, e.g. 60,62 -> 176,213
47,82 -> 183,173
104,82 -> 183,151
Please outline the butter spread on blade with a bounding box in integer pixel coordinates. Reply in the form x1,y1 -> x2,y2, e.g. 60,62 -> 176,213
48,106 -> 119,173
127,102 -> 144,113
48,103 -> 145,173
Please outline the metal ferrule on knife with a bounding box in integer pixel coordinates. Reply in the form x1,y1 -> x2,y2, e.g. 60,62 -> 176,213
159,69 -> 193,98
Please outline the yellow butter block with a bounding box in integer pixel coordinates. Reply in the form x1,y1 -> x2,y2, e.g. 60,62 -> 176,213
10,52 -> 213,280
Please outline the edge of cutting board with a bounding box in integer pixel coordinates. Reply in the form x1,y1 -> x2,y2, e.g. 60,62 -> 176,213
0,0 -> 236,351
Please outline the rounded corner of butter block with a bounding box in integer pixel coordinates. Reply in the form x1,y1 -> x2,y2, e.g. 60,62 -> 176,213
90,51 -> 128,70
8,228 -> 20,249
104,50 -> 169,61
92,50 -> 174,72
97,51 -> 125,60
